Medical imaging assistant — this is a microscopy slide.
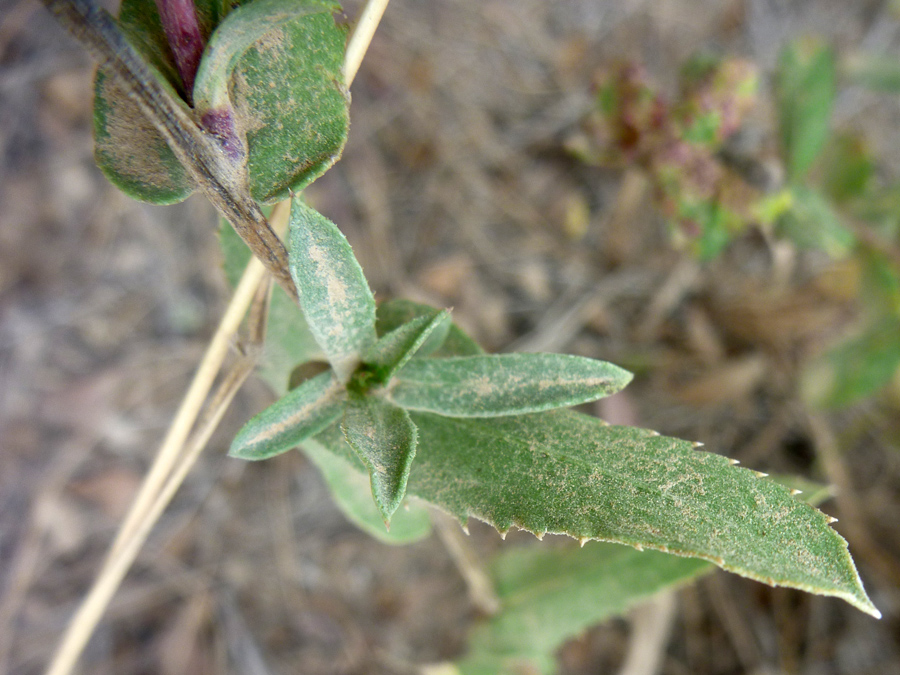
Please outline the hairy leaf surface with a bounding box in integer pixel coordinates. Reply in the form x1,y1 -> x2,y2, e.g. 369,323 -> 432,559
199,0 -> 349,201
454,475 -> 835,674
219,219 -> 322,394
289,199 -> 377,381
230,371 -> 344,460
93,0 -> 348,203
362,309 -> 451,385
391,411 -> 877,617
388,354 -> 632,417
341,397 -> 418,523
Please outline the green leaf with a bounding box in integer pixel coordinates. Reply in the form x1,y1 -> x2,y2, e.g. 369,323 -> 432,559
289,198 -> 377,381
457,544 -> 711,675
821,133 -> 875,204
229,371 -> 344,460
193,0 -> 336,112
92,0 -> 199,204
387,354 -> 633,417
802,316 -> 900,408
456,474 -> 835,675
376,299 -> 482,357
93,0 -> 348,204
392,411 -> 879,617
226,2 -> 349,202
777,39 -> 836,182
362,309 -> 451,385
341,397 -> 418,524
303,439 -> 432,544
778,186 -> 856,257
219,218 -> 322,394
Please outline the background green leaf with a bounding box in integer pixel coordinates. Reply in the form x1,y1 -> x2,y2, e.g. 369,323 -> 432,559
388,354 -> 632,417
341,397 -> 418,523
303,439 -> 433,544
802,316 -> 900,408
289,198 -> 377,381
457,543 -> 710,675
778,186 -> 855,256
778,39 -> 836,182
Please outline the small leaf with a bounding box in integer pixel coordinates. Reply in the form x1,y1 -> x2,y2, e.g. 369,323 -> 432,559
376,299 -> 481,357
219,218 -> 322,394
303,438 -> 432,544
227,3 -> 349,201
777,39 -> 836,182
92,0 -> 199,204
388,354 -> 633,417
362,309 -> 451,385
341,397 -> 418,524
230,371 -> 344,460
289,198 -> 377,381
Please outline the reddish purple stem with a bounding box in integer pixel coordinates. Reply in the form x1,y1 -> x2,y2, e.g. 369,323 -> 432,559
154,0 -> 204,97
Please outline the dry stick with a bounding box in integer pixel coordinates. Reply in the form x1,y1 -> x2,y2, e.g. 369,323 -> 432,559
110,198 -> 289,561
46,358 -> 257,675
43,3 -> 390,674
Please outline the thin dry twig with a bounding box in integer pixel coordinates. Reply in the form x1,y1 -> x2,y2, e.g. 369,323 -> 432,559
39,0 -> 298,299
43,2 -> 390,672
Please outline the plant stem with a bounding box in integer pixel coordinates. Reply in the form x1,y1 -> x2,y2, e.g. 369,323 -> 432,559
43,2 -> 390,673
153,0 -> 205,96
39,0 -> 297,300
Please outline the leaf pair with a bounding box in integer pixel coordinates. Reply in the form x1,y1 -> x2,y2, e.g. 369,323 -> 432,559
94,0 -> 349,204
230,197 -> 634,523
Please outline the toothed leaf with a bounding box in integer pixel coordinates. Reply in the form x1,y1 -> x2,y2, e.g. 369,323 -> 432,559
456,475 -> 836,674
388,411 -> 878,618
230,371 -> 344,460
289,198 -> 377,380
362,309 -> 451,385
388,354 -> 633,417
341,397 -> 418,523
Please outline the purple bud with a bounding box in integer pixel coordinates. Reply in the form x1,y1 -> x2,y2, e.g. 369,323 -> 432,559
154,0 -> 205,98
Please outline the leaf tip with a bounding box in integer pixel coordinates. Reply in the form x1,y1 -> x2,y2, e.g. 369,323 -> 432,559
692,441 -> 705,448
578,537 -> 589,548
